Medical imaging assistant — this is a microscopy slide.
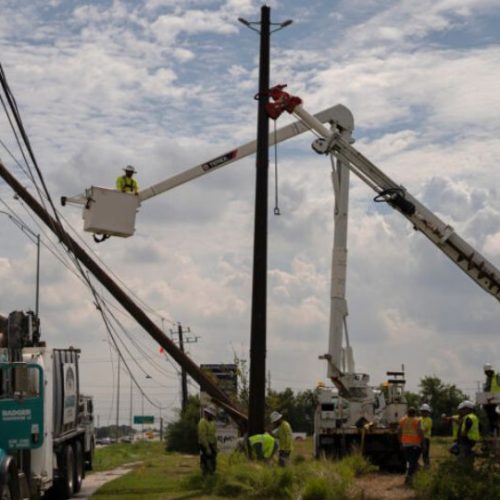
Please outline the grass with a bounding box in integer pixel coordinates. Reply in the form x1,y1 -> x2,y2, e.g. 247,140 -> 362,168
93,441 -> 167,472
90,438 -> 376,499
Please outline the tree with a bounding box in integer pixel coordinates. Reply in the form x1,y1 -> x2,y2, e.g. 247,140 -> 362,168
165,395 -> 200,453
418,376 -> 468,435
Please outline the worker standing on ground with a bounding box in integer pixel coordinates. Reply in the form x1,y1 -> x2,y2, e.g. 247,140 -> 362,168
270,411 -> 293,467
197,406 -> 218,475
116,165 -> 139,194
456,400 -> 480,466
248,432 -> 278,462
399,407 -> 424,485
482,363 -> 500,435
419,404 -> 433,468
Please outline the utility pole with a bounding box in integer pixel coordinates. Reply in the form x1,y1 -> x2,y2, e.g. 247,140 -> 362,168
238,6 -> 292,435
171,323 -> 199,412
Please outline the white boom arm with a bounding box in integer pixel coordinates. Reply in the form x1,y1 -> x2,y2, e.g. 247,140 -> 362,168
138,105 -> 354,202
270,93 -> 500,302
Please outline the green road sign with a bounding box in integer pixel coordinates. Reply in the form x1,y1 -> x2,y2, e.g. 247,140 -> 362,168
134,415 -> 154,424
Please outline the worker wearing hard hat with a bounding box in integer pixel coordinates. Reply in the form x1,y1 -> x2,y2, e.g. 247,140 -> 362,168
399,407 -> 424,485
456,400 -> 480,466
483,363 -> 500,435
419,404 -> 433,468
270,411 -> 293,467
116,165 -> 139,194
197,406 -> 218,475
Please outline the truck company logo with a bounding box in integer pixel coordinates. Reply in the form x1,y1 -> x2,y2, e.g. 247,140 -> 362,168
201,150 -> 238,171
2,409 -> 32,421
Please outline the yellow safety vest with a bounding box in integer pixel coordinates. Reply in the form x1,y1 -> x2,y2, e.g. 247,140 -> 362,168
451,415 -> 460,439
421,416 -> 432,439
198,418 -> 217,450
249,433 -> 276,458
277,420 -> 293,452
400,416 -> 422,446
116,175 -> 139,193
459,413 -> 480,442
490,372 -> 500,393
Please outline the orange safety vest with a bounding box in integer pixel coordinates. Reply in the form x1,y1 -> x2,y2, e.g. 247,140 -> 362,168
400,416 -> 422,446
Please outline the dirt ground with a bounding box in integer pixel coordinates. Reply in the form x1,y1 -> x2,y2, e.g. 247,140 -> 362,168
351,473 -> 417,500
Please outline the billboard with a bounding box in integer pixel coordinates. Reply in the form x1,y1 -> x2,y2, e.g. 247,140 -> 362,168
200,364 -> 239,452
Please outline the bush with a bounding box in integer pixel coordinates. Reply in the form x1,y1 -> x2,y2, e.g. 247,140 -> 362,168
165,396 -> 200,453
413,457 -> 500,500
184,453 -> 368,499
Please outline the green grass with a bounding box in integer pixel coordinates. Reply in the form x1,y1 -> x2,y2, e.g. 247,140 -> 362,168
93,441 -> 167,472
90,439 -> 375,500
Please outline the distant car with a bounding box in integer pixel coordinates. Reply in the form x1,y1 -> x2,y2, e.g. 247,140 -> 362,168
120,436 -> 133,443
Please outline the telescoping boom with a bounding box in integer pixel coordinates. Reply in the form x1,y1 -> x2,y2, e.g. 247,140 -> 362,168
265,84 -> 500,304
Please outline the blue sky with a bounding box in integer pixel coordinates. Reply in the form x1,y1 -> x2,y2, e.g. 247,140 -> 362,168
1,0 -> 500,426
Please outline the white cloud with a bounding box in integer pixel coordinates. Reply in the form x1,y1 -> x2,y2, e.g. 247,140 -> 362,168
1,0 -> 500,423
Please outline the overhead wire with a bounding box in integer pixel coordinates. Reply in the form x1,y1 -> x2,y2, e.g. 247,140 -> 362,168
0,67 -> 182,412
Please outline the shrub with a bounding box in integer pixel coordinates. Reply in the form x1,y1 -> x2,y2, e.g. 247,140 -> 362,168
413,457 -> 500,500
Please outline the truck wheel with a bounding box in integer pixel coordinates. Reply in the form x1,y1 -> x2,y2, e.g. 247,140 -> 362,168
58,444 -> 75,499
1,469 -> 19,500
73,441 -> 84,493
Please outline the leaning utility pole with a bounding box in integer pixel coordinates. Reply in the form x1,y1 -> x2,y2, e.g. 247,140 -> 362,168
0,160 -> 247,427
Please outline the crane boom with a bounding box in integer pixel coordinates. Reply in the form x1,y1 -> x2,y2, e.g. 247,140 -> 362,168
138,105 -> 354,202
264,87 -> 500,303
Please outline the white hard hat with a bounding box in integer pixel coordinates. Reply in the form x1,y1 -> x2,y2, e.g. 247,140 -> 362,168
484,363 -> 493,372
270,411 -> 282,424
457,402 -> 464,411
496,405 -> 500,416
124,165 -> 137,173
461,400 -> 475,410
203,406 -> 216,416
420,403 -> 432,412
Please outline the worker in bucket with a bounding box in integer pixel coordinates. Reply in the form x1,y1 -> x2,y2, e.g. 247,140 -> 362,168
399,407 -> 424,485
116,165 -> 139,194
456,400 -> 480,466
270,411 -> 293,466
419,404 -> 432,468
197,406 -> 218,475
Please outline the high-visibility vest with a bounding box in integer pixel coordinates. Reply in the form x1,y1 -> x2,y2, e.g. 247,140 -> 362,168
421,416 -> 432,439
490,372 -> 500,393
249,433 -> 276,458
277,420 -> 293,452
400,416 -> 422,446
198,417 -> 217,449
459,413 -> 480,442
451,415 -> 460,439
116,175 -> 139,193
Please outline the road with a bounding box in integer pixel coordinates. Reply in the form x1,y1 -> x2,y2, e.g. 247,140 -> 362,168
74,462 -> 141,499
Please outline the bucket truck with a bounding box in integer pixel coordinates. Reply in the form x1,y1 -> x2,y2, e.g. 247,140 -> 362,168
0,311 -> 95,499
61,84 -> 500,468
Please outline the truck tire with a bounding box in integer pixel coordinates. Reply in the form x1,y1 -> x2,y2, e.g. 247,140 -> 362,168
57,444 -> 75,499
73,441 -> 84,493
1,471 -> 19,500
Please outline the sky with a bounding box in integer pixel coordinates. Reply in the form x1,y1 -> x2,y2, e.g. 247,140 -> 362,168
1,0 -> 500,428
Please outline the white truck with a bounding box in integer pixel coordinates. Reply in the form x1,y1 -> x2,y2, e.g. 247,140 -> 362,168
0,310 -> 95,499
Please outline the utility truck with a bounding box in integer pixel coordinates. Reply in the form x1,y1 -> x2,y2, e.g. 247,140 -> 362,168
62,85 -> 500,467
0,310 -> 95,499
